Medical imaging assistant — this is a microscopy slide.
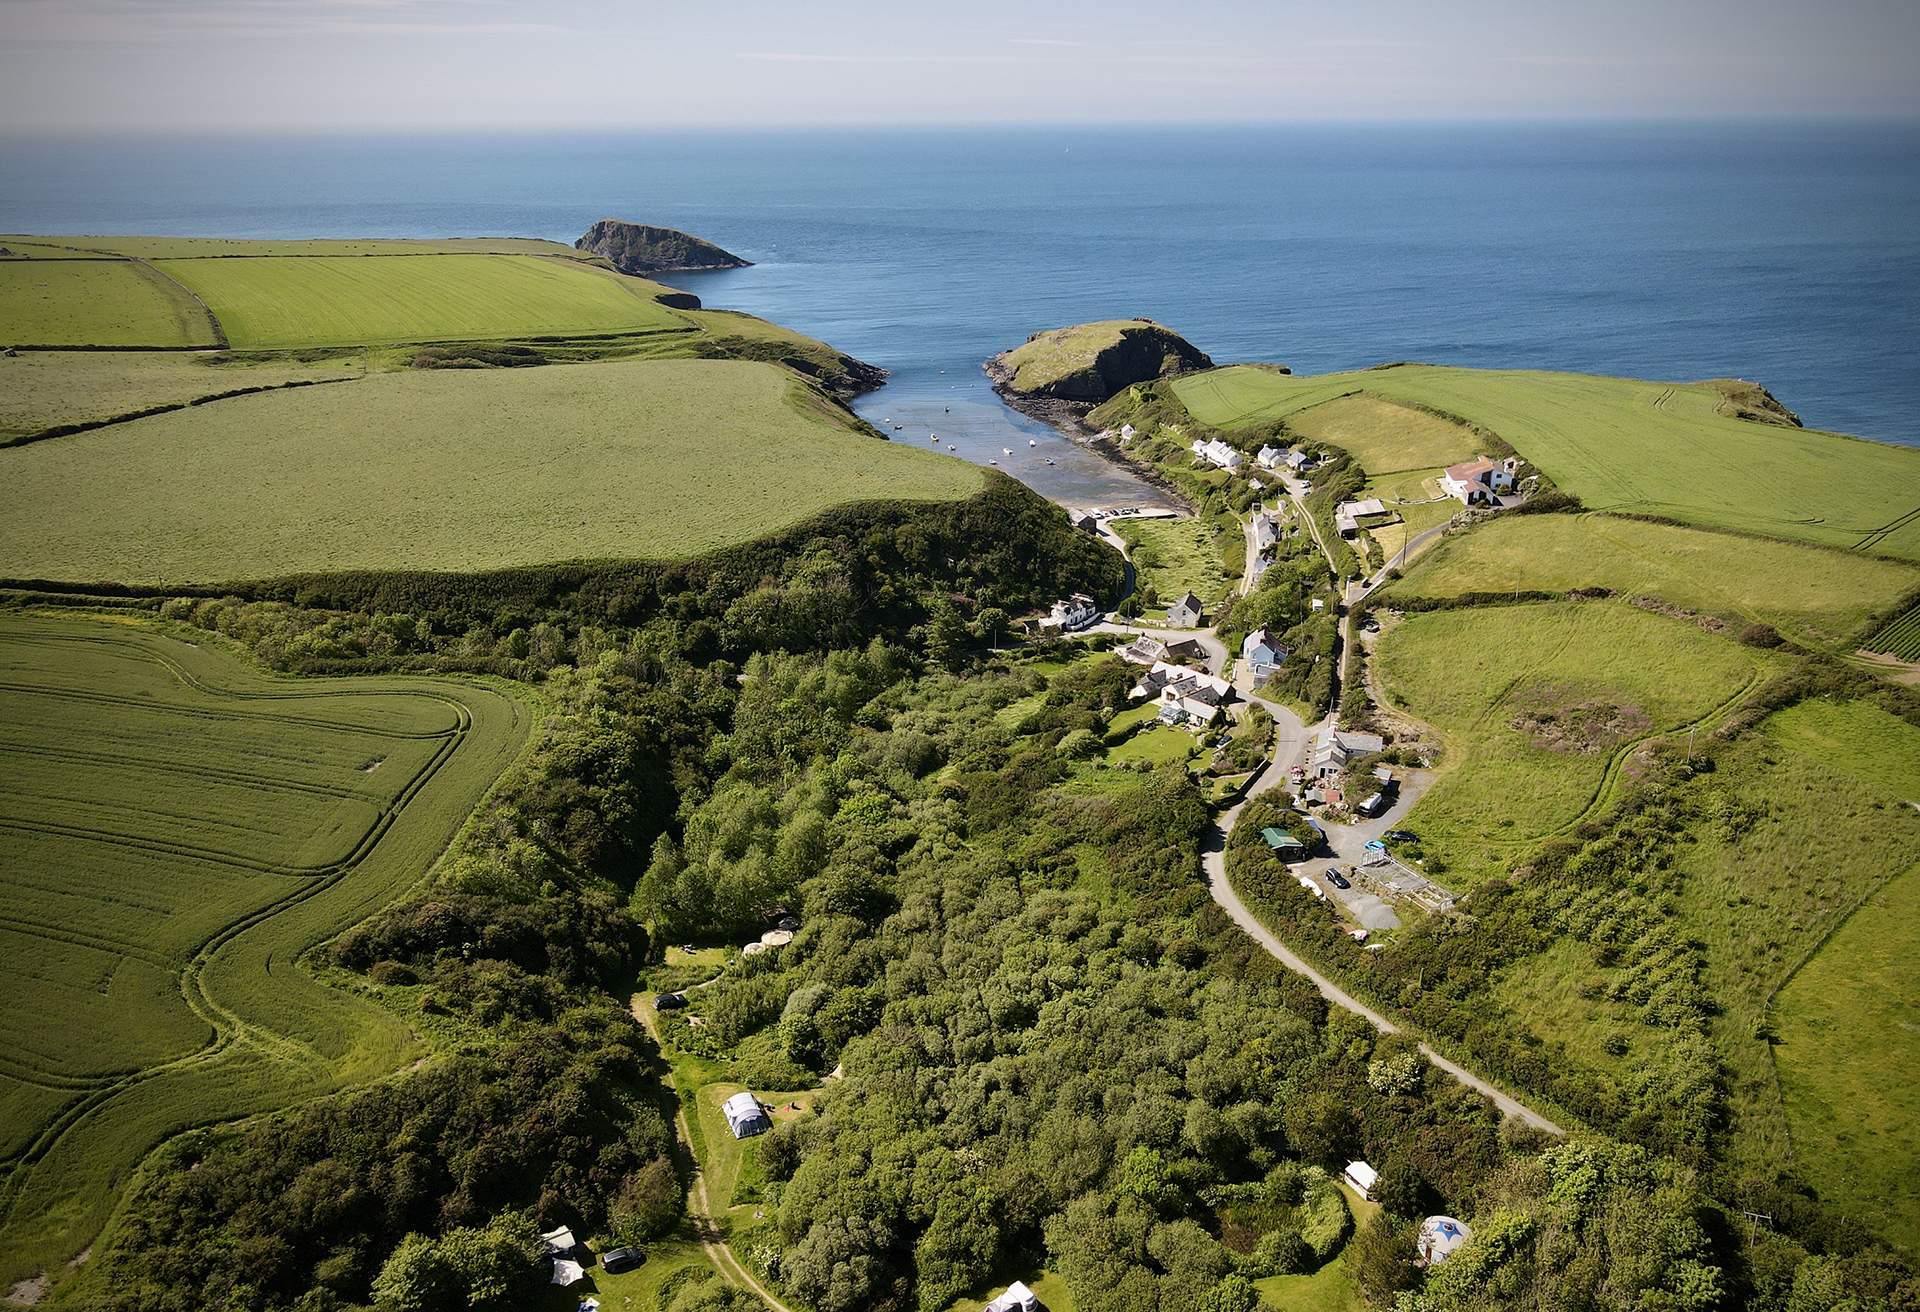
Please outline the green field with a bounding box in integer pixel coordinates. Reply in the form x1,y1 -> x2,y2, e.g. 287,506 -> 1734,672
0,612 -> 530,1283
155,253 -> 686,349
0,350 -> 365,446
1375,600 -> 1773,883
1115,515 -> 1239,611
0,358 -> 984,585
1397,513 -> 1920,648
0,260 -> 218,348
1285,391 -> 1482,473
2,235 -> 602,261
1174,365 -> 1920,560
998,320 -> 1145,392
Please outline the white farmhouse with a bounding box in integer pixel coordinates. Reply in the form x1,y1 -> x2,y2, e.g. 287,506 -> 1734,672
1440,456 -> 1520,506
1256,444 -> 1287,470
1040,593 -> 1099,633
1165,591 -> 1206,628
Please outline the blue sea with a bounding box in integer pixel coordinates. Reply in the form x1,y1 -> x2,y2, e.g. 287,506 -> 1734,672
4,123 -> 1916,506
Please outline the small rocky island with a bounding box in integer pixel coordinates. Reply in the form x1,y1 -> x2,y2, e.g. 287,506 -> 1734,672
987,319 -> 1213,419
576,219 -> 751,276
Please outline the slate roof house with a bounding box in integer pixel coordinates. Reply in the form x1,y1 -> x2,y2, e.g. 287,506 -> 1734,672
1256,444 -> 1286,470
1312,724 -> 1386,779
1242,627 -> 1287,677
1118,634 -> 1170,666
1252,508 -> 1281,550
1166,591 -> 1205,628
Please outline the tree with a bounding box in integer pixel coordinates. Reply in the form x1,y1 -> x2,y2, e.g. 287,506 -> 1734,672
1198,1273 -> 1259,1312
610,1158 -> 683,1245
371,1211 -> 543,1312
1349,1213 -> 1419,1304
974,606 -> 1009,651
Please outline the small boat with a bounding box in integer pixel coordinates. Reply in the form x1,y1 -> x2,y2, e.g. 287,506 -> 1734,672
1045,458 -> 1056,466
989,459 -> 998,466
1028,439 -> 1036,446
1002,447 -> 1013,455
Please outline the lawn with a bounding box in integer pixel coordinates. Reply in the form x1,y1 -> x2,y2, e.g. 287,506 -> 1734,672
1374,600 -> 1773,884
0,358 -> 985,585
1174,364 -> 1920,561
156,253 -> 689,349
1106,723 -> 1200,768
1114,516 -> 1238,612
943,1271 -> 1075,1312
536,1231 -> 712,1312
0,259 -> 218,347
1360,469 -> 1454,568
0,612 -> 530,1286
1285,392 -> 1482,474
1395,513 -> 1920,649
0,349 -> 365,445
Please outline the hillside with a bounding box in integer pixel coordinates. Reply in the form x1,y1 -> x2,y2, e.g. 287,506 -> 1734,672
0,357 -> 981,585
989,318 -> 1213,404
576,218 -> 751,275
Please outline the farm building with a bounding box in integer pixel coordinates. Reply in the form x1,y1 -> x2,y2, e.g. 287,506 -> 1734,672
1344,1160 -> 1379,1200
1334,498 -> 1391,537
986,1281 -> 1039,1312
1242,627 -> 1287,677
1440,455 -> 1520,505
723,1091 -> 772,1139
1166,591 -> 1206,627
1418,1216 -> 1474,1267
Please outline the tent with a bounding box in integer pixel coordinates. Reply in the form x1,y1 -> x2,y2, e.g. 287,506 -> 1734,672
551,1259 -> 585,1286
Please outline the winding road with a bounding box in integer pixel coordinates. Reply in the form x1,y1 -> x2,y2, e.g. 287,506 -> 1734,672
1099,491 -> 1568,1137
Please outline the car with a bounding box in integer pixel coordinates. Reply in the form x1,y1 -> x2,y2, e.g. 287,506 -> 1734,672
1385,830 -> 1417,844
1326,867 -> 1351,890
602,1246 -> 646,1274
655,992 -> 688,1011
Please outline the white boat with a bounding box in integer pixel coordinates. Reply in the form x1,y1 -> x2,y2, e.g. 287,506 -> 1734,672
1028,439 -> 1036,446
1046,458 -> 1056,466
989,459 -> 998,465
1002,447 -> 1013,455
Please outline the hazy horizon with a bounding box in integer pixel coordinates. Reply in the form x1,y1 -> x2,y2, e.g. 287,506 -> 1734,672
5,0 -> 1918,133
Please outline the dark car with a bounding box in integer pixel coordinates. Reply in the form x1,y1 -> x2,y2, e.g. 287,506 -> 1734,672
602,1246 -> 646,1274
1385,830 -> 1418,844
1326,867 -> 1352,890
654,992 -> 688,1011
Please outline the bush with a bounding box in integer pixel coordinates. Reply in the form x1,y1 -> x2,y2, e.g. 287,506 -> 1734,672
610,1158 -> 683,1245
1295,1170 -> 1352,1263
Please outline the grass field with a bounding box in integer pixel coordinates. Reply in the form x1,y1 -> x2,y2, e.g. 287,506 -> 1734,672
1396,513 -> 1920,649
0,350 -> 365,445
0,358 -> 984,585
1174,365 -> 1920,561
0,612 -> 530,1285
1285,392 -> 1482,473
1115,516 -> 1239,611
1375,600 -> 1774,884
155,253 -> 687,349
0,260 -> 218,348
998,320 -> 1145,392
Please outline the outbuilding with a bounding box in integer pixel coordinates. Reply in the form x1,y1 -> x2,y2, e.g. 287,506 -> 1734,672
723,1091 -> 772,1139
1344,1160 -> 1379,1200
1261,827 -> 1306,860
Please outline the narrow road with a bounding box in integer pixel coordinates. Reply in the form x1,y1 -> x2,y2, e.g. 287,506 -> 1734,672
632,997 -> 798,1312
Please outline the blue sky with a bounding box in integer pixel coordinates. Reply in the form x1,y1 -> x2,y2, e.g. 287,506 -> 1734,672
3,0 -> 1917,131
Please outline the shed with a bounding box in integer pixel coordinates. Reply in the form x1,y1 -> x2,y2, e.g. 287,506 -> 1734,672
1261,827 -> 1305,856
1344,1159 -> 1379,1200
723,1091 -> 772,1139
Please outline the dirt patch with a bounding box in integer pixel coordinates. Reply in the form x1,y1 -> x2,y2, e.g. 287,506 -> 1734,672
358,755 -> 385,772
1509,684 -> 1652,755
1630,595 -> 1727,635
5,1275 -> 47,1307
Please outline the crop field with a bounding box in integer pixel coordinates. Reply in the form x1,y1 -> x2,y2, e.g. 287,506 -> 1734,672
1397,513 -> 1920,649
0,612 -> 530,1283
0,350 -> 365,446
0,259 -> 218,348
1866,601 -> 1920,661
1374,600 -> 1774,884
1285,392 -> 1482,473
155,253 -> 688,349
0,358 -> 984,585
1114,516 -> 1238,611
1174,365 -> 1920,561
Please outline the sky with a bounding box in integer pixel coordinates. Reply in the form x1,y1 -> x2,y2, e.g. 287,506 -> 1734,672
2,0 -> 1918,132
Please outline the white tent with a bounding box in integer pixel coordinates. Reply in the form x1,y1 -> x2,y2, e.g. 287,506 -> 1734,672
986,1280 -> 1039,1312
540,1225 -> 577,1256
551,1258 -> 585,1286
1418,1215 -> 1473,1266
1344,1160 -> 1379,1199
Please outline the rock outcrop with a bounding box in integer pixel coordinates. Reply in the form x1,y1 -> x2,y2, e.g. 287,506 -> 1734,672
986,319 -> 1213,406
575,219 -> 751,276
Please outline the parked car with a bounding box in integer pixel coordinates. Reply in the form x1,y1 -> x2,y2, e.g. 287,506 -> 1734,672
602,1247 -> 646,1274
1326,867 -> 1352,890
655,992 -> 688,1011
1385,830 -> 1417,844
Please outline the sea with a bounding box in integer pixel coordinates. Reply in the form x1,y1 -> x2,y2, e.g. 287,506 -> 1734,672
4,122 -> 1917,508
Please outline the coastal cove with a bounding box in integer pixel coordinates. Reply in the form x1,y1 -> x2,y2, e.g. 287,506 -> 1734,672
4,122 -> 1918,510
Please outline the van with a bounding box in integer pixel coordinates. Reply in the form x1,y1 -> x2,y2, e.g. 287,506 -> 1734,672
1356,792 -> 1388,818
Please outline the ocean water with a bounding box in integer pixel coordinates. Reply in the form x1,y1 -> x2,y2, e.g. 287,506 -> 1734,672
4,123 -> 1916,506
